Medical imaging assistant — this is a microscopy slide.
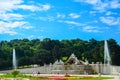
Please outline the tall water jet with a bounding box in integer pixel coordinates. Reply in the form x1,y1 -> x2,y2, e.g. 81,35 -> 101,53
104,40 -> 111,74
104,40 -> 111,65
13,48 -> 17,70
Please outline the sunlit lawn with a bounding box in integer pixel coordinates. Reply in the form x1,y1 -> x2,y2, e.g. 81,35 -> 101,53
30,77 -> 113,80
30,76 -> 113,80
0,74 -> 113,80
0,73 -> 31,80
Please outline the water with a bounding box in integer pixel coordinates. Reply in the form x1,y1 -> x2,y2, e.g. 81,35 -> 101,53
13,48 -> 17,70
104,40 -> 111,74
104,40 -> 111,65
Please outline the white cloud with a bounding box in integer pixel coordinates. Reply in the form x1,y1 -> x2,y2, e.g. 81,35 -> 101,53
74,0 -> 120,12
74,0 -> 101,5
0,0 -> 50,35
4,31 -> 18,35
64,21 -> 82,26
83,26 -> 100,33
100,16 -> 120,25
0,0 -> 51,12
0,21 -> 33,35
27,35 -> 44,40
105,11 -> 117,16
0,0 -> 23,12
58,20 -> 84,26
0,25 -> 18,35
27,35 -> 35,39
39,16 -> 55,21
110,0 -> 120,9
106,11 -> 112,16
0,12 -> 23,21
74,0 -> 100,5
0,0 -> 51,21
69,13 -> 80,19
39,13 -> 66,21
17,5 -> 40,12
9,22 -> 27,28
57,13 -> 66,18
17,4 -> 51,12
89,11 -> 97,15
22,26 -> 33,29
42,4 -> 51,11
94,2 -> 109,12
0,21 -> 26,28
74,0 -> 105,12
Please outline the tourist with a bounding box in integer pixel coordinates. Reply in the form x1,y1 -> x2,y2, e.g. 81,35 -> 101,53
32,71 -> 36,76
37,71 -> 40,76
65,73 -> 70,77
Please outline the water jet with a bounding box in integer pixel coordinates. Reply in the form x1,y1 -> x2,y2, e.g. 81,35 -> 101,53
13,48 -> 17,70
104,40 -> 111,74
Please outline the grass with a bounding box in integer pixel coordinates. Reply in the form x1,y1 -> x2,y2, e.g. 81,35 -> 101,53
67,77 -> 113,80
30,76 -> 49,80
0,73 -> 31,78
0,74 -> 114,80
29,76 -> 113,80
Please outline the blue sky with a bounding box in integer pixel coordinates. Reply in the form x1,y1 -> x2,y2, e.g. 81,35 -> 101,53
0,0 -> 120,44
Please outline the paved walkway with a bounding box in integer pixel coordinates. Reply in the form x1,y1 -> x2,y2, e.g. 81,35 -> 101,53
110,75 -> 120,80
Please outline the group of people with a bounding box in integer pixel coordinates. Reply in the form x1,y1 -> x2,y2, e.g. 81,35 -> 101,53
32,71 -> 40,76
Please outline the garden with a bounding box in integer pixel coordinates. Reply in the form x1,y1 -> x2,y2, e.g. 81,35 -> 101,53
0,70 -> 113,80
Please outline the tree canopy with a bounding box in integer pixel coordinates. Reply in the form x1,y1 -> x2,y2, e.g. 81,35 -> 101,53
0,38 -> 120,70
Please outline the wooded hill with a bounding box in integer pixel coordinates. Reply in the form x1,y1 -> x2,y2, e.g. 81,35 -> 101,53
0,38 -> 120,70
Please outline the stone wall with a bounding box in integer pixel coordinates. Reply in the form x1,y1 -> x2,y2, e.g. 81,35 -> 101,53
0,64 -> 120,75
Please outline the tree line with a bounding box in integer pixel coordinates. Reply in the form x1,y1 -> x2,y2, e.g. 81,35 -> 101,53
0,38 -> 120,70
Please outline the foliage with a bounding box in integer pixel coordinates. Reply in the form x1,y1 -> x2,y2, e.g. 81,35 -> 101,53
62,56 -> 68,62
11,70 -> 20,77
0,38 -> 120,70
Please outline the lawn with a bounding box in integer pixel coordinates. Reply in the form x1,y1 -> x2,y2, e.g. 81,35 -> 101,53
29,76 -> 113,80
0,74 -> 113,80
0,73 -> 31,80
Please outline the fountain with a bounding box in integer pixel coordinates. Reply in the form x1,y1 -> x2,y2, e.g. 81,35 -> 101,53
104,40 -> 111,65
13,48 -> 17,70
52,54 -> 94,74
104,40 -> 111,74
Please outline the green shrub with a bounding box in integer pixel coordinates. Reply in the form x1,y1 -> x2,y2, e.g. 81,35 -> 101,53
93,70 -> 98,74
11,70 -> 20,77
